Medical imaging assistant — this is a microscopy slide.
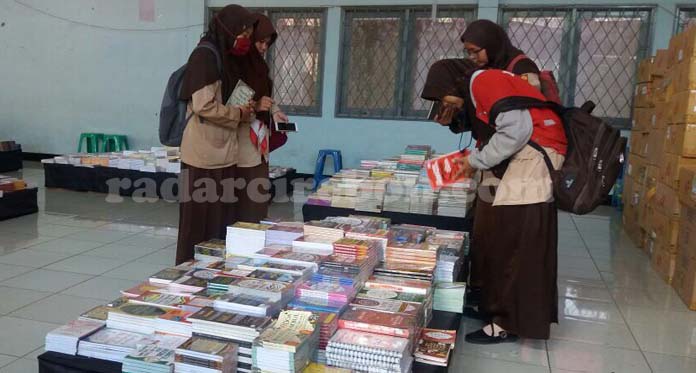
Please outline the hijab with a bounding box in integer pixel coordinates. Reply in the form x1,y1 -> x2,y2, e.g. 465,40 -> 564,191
460,19 -> 532,72
241,13 -> 278,101
421,58 -> 478,102
180,5 -> 256,102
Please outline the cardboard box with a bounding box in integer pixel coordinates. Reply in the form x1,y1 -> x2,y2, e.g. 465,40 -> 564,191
634,82 -> 654,108
676,26 -> 696,64
646,129 -> 666,165
672,257 -> 696,310
636,57 -> 655,84
652,246 -> 677,284
629,131 -> 650,157
626,154 -> 648,184
654,49 -> 670,77
659,154 -> 696,189
665,124 -> 696,157
677,205 -> 696,262
653,102 -> 669,129
639,184 -> 654,232
673,59 -> 696,93
646,165 -> 659,191
678,166 -> 696,209
651,182 -> 681,217
669,90 -> 696,124
649,208 -> 680,250
631,107 -> 654,131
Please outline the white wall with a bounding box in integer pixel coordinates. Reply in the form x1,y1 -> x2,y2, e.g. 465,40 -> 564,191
0,0 -> 686,173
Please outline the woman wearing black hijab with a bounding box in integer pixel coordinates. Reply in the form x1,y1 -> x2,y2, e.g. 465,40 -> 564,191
175,5 -> 256,264
460,19 -> 542,89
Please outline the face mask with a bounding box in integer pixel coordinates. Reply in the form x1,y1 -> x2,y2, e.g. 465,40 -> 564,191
229,37 -> 251,56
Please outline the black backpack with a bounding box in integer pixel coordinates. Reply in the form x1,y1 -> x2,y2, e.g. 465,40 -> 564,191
159,42 -> 221,147
478,97 -> 626,215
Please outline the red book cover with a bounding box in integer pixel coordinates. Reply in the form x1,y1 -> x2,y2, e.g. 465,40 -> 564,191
337,307 -> 416,338
424,149 -> 471,189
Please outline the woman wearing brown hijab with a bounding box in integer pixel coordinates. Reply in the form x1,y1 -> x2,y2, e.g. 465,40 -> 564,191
175,5 -> 256,264
460,19 -> 541,87
236,13 -> 289,223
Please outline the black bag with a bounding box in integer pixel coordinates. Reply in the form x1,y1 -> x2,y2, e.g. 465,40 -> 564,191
158,42 -> 221,147
479,96 -> 626,215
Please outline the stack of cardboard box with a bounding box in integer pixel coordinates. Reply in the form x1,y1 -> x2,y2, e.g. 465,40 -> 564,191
625,26 -> 696,309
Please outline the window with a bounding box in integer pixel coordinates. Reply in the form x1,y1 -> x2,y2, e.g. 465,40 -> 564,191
338,6 -> 475,119
501,7 -> 652,128
210,8 -> 325,116
677,6 -> 696,33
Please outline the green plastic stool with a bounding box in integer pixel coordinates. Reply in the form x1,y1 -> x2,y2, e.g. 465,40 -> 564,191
77,133 -> 104,153
101,135 -> 129,152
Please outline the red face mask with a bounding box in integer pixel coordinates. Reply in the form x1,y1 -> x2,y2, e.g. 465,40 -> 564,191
229,37 -> 251,56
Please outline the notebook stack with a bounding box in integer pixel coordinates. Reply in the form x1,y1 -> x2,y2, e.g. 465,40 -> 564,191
212,292 -> 281,317
326,329 -> 413,373
156,310 -> 193,337
107,303 -> 169,334
226,222 -> 271,256
45,319 -> 105,355
266,223 -> 304,246
252,310 -> 320,373
436,182 -> 475,218
355,178 -> 387,213
414,328 -> 457,367
194,239 -> 227,263
433,282 -> 466,313
122,344 -> 178,373
174,336 -> 239,373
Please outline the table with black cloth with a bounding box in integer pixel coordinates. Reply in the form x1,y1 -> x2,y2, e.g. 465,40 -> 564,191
43,163 -> 296,201
0,187 -> 38,221
0,149 -> 23,172
303,203 -> 473,232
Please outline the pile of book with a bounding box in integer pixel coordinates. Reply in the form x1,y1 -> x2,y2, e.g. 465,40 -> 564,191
226,222 -> 271,256
174,336 -> 239,373
213,292 -> 281,317
329,172 -> 365,209
44,148 -> 182,173
414,328 -> 457,367
433,282 -> 466,313
326,329 -> 413,373
303,220 -> 349,243
123,344 -> 178,373
0,140 -> 20,152
436,182 -> 475,218
355,178 -> 387,213
266,223 -> 304,246
77,329 -> 185,363
397,145 -> 432,172
45,319 -> 105,355
306,183 -> 332,207
0,176 -> 28,192
252,310 -> 320,373
383,179 -> 415,213
268,166 -> 293,179
106,303 -> 169,334
429,230 -> 467,283
156,309 -> 193,337
409,174 -> 439,215
292,237 -> 335,255
194,239 -> 227,263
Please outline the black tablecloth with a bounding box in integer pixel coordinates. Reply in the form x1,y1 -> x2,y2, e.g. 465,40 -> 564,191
37,310 -> 463,373
44,163 -> 295,201
0,149 -> 22,172
0,187 -> 38,221
303,203 -> 473,232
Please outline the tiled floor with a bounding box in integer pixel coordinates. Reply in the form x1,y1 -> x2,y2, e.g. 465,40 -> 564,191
1,162 -> 695,372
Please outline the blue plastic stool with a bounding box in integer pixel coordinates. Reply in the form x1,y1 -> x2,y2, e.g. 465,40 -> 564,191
313,149 -> 342,191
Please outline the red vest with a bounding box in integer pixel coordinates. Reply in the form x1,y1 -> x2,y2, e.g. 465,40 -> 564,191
470,70 -> 567,155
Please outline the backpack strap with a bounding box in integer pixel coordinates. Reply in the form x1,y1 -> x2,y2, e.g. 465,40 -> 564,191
506,54 -> 528,73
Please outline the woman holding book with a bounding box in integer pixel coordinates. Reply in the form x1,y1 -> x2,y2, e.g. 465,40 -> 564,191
236,13 -> 289,223
176,5 -> 257,264
422,59 -> 566,343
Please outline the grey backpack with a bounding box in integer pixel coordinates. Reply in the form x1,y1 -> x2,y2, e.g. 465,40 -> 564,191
159,42 -> 221,147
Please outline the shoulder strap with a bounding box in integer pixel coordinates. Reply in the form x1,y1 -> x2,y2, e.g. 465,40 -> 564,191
195,42 -> 222,75
506,54 -> 528,72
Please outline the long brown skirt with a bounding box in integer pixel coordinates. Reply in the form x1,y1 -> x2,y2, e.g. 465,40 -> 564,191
476,199 -> 559,339
236,162 -> 271,223
176,163 -> 237,264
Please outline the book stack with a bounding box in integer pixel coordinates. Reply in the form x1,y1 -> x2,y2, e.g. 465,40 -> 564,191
266,223 -> 305,246
292,237 -> 335,255
430,231 -> 467,283
168,272 -> 209,294
307,183 -> 333,207
372,262 -> 434,282
265,250 -> 329,272
107,303 -> 169,334
213,292 -> 281,317
414,328 -> 457,367
226,257 -> 314,278
409,174 -> 439,215
385,225 -> 438,273
149,268 -> 188,286
156,310 -> 193,337
329,173 -> 363,209
121,282 -> 167,298
355,178 -> 387,213
77,328 -> 150,362
246,268 -> 301,285
228,278 -> 294,303
303,362 -> 352,373
436,182 -> 475,218
397,145 -> 431,172
0,177 -> 27,192
45,319 -> 105,355
194,239 -> 227,263
296,281 -> 355,305
252,310 -> 320,373
317,312 -> 339,352
174,336 -> 239,373
433,282 -> 466,313
0,140 -> 19,152
363,275 -> 432,326
130,292 -> 190,311
337,307 -> 417,340
355,287 -> 427,305
303,220 -> 349,243
207,274 -> 241,293
383,180 -> 415,213
122,344 -> 178,373
287,297 -> 348,315
326,329 -> 413,373
226,222 -> 271,256
349,297 -> 422,319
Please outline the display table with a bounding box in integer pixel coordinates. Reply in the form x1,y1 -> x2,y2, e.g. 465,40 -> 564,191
44,163 -> 296,201
0,187 -> 38,220
302,203 -> 473,231
37,310 -> 463,373
0,149 -> 22,172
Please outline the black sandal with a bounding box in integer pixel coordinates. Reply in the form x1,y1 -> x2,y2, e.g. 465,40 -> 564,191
465,323 -> 519,345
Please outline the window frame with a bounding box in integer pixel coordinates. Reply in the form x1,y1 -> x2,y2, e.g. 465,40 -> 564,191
336,6 -> 477,121
499,5 -> 654,129
208,7 -> 327,116
676,5 -> 696,34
